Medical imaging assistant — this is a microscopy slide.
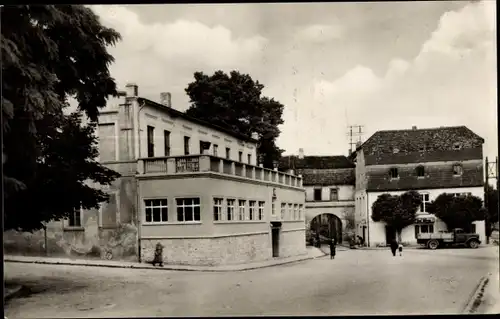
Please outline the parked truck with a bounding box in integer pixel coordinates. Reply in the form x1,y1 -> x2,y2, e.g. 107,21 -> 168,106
416,228 -> 481,250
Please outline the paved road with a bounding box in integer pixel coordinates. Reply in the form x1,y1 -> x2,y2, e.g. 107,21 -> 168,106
4,246 -> 499,318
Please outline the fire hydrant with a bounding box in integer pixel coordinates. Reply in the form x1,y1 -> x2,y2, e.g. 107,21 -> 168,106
152,242 -> 164,267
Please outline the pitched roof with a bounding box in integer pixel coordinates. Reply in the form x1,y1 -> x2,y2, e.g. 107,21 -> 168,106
279,155 -> 355,170
300,168 -> 355,186
137,97 -> 258,144
357,126 -> 484,165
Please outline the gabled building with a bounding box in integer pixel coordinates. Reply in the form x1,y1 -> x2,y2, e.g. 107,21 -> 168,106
351,125 -> 485,247
280,149 -> 355,243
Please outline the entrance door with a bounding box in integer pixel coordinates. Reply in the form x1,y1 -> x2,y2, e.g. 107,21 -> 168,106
385,225 -> 396,245
362,226 -> 366,244
272,227 -> 280,257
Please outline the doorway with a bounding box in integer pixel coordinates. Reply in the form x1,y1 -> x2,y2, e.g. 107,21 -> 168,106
271,227 -> 280,257
385,225 -> 396,245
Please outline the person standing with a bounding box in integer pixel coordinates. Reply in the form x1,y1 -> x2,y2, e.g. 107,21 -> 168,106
390,239 -> 398,257
398,243 -> 403,256
330,238 -> 337,259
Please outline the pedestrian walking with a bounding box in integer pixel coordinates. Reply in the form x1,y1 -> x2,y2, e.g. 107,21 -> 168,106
390,239 -> 398,257
398,243 -> 403,256
329,238 -> 336,259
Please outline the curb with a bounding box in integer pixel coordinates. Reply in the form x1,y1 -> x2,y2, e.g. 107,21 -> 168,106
4,253 -> 322,273
462,274 -> 491,314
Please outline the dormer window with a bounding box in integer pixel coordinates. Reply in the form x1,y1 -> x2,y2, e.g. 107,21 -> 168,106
453,143 -> 461,150
389,168 -> 399,179
416,165 -> 425,177
393,148 -> 400,154
453,164 -> 463,176
419,146 -> 425,152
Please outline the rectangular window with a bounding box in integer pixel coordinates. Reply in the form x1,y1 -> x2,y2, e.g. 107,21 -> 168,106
299,204 -> 304,220
390,168 -> 399,179
294,204 -> 299,220
176,198 -> 200,222
238,200 -> 246,220
416,166 -> 425,177
213,144 -> 218,157
272,201 -> 276,216
164,130 -> 170,156
288,203 -> 293,220
249,201 -> 256,220
145,199 -> 168,223
226,147 -> 231,159
314,188 -> 322,201
415,224 -> 435,236
184,136 -> 190,155
213,198 -> 223,221
281,203 -> 286,219
147,126 -> 155,157
68,207 -> 82,227
258,201 -> 265,220
329,188 -> 338,201
98,123 -> 117,162
420,193 -> 430,212
453,164 -> 463,176
248,154 -> 252,164
226,199 -> 235,221
238,151 -> 243,162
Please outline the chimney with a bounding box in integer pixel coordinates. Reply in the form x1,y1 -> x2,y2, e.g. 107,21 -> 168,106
125,83 -> 138,97
298,148 -> 304,159
412,126 -> 417,130
160,92 -> 172,108
251,132 -> 259,140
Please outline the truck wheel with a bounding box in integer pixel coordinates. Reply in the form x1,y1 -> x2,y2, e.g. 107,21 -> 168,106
468,240 -> 479,249
428,240 -> 439,250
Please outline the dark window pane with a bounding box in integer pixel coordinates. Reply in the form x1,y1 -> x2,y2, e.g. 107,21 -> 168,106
185,206 -> 193,221
429,225 -> 434,233
194,207 -> 200,221
193,198 -> 200,205
153,208 -> 161,222
146,208 -> 152,222
214,207 -> 219,221
145,200 -> 153,207
421,225 -> 428,233
176,199 -> 182,206
161,208 -> 168,221
185,198 -> 192,206
227,208 -> 232,220
153,199 -> 161,206
414,225 -> 419,237
177,208 -> 184,221
161,200 -> 168,207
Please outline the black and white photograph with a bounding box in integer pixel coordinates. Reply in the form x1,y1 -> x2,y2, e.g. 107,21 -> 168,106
2,1 -> 498,317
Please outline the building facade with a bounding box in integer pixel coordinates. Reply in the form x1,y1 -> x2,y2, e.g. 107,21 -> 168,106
352,125 -> 486,247
4,84 -> 306,265
279,150 -> 355,243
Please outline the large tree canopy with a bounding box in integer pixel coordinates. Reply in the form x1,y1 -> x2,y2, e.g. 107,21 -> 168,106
2,5 -> 121,231
185,70 -> 285,168
371,190 -> 422,241
427,193 -> 485,232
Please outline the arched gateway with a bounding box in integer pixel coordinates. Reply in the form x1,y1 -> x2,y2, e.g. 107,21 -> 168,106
308,213 -> 343,244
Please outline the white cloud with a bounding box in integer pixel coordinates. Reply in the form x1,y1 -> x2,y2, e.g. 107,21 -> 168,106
90,5 -> 268,108
295,24 -> 343,43
281,1 -> 497,158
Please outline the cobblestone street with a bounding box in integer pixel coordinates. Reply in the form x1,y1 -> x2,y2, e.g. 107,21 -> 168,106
4,246 -> 498,317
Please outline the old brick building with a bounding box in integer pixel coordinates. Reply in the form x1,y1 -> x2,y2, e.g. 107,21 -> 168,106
279,149 -> 355,244
351,125 -> 486,246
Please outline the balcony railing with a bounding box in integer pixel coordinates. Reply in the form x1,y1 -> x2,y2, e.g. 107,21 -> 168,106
138,154 -> 303,188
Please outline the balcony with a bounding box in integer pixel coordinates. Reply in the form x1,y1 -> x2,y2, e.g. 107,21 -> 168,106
137,154 -> 303,188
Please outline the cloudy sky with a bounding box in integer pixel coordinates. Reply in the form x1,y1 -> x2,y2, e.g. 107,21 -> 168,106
90,1 -> 497,159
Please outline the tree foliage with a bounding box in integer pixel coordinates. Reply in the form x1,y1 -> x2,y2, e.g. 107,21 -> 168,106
427,193 -> 485,232
2,5 -> 121,231
371,190 -> 422,241
185,70 -> 285,168
485,184 -> 499,236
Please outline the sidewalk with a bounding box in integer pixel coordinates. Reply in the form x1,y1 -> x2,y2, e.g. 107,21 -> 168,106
4,246 -> 326,272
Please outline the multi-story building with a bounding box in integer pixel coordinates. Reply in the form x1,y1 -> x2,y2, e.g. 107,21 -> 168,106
4,84 -> 306,265
352,125 -> 486,247
279,149 -> 355,244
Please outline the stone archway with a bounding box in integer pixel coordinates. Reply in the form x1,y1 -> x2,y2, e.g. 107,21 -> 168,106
309,213 -> 343,245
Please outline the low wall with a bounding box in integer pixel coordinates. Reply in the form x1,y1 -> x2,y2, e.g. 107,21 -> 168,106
3,223 -> 138,261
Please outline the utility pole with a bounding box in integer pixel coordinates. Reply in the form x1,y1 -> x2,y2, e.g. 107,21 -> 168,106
484,156 -> 499,244
347,125 -> 364,154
